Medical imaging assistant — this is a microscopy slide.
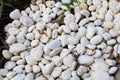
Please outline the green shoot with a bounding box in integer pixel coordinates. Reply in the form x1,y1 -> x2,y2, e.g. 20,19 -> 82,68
62,3 -> 72,11
73,0 -> 78,3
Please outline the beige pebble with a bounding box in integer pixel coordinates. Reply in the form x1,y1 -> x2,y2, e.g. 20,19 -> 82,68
32,65 -> 41,73
11,56 -> 21,61
79,2 -> 88,10
103,22 -> 114,29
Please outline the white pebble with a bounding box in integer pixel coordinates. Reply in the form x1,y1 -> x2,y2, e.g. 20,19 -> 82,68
25,65 -> 32,73
11,74 -> 25,80
25,55 -> 37,65
20,15 -> 34,26
78,55 -> 94,66
31,40 -> 39,47
43,14 -> 52,23
8,28 -> 20,35
51,67 -> 62,78
48,39 -> 61,49
32,65 -> 41,73
109,67 -> 117,74
26,33 -> 35,40
69,22 -> 78,31
90,35 -> 102,45
61,0 -> 71,3
36,22 -> 46,31
9,43 -> 26,53
61,70 -> 71,80
77,66 -> 88,76
25,73 -> 34,80
6,35 -> 16,44
30,46 -> 43,61
2,50 -> 12,59
42,63 -> 54,75
76,44 -> 85,54
10,9 -> 21,19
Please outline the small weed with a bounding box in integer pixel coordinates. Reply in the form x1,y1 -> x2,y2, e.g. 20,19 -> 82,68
62,0 -> 78,11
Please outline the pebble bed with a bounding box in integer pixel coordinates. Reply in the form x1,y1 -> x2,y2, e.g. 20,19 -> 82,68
1,0 -> 120,80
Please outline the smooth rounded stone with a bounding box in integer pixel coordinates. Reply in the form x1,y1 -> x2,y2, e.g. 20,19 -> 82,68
86,26 -> 96,39
30,46 -> 43,61
16,59 -> 25,65
46,1 -> 55,8
11,56 -> 20,61
13,66 -> 23,73
86,49 -> 94,56
47,39 -> 61,49
77,66 -> 88,76
102,32 -> 111,40
8,28 -> 20,35
68,36 -> 79,45
117,36 -> 120,43
0,69 -> 8,76
43,14 -> 52,23
93,50 -> 102,58
96,27 -> 105,35
82,73 -> 90,79
20,51 -> 29,59
76,44 -> 85,54
25,55 -> 38,65
42,63 -> 54,75
52,29 -> 58,39
26,33 -> 35,40
70,76 -> 80,80
88,5 -> 96,11
41,58 -> 49,64
60,35 -> 69,47
52,56 -> 62,66
64,14 -> 75,26
6,35 -> 16,44
103,21 -> 114,29
11,74 -> 25,80
77,27 -> 87,39
78,55 -> 94,66
4,61 -> 16,70
7,71 -> 16,79
49,47 -> 62,57
31,40 -> 39,47
69,22 -> 78,31
79,18 -> 89,26
51,67 -> 62,78
62,25 -> 71,34
25,65 -> 32,73
109,67 -> 117,74
60,49 -> 70,58
40,35 -> 49,43
90,35 -> 102,45
86,44 -> 96,50
28,25 -> 35,32
32,65 -> 40,73
109,29 -> 119,37
20,15 -> 34,26
25,73 -> 34,80
30,4 -> 39,11
35,76 -> 46,80
105,59 -> 116,66
80,2 -> 88,10
10,9 -> 21,19
105,13 -> 113,21
63,54 -> 74,67
9,43 -> 26,53
61,0 -> 71,3
36,22 -> 46,31
2,50 -> 12,59
44,46 -> 51,55
75,13 -> 81,23
90,71 -> 113,80
107,39 -> 116,45
81,37 -> 89,46
61,70 -> 71,80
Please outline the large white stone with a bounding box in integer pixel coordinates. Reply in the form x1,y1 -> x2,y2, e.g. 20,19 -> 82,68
9,43 -> 26,53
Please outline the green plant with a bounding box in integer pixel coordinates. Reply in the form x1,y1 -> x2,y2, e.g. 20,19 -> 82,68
62,0 -> 78,11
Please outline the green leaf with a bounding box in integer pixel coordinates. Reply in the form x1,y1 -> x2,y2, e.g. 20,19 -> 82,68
73,0 -> 78,3
62,3 -> 72,11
